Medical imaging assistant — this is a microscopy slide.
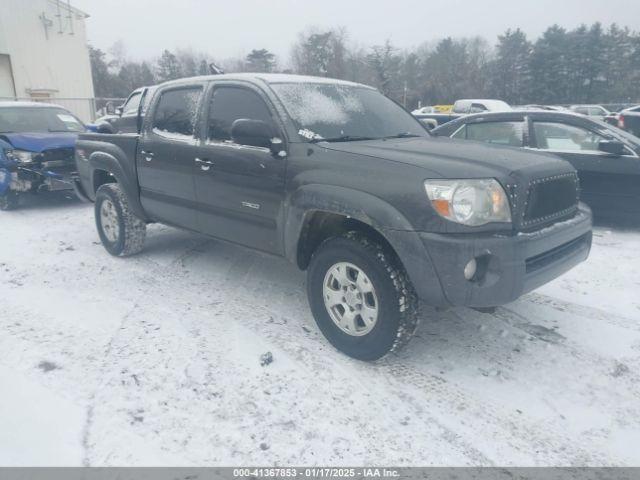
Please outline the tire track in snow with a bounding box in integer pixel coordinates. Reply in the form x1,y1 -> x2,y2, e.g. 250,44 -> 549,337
523,293 -> 640,333
144,249 -> 617,466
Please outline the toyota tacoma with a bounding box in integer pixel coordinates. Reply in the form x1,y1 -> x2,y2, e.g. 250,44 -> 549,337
74,74 -> 592,360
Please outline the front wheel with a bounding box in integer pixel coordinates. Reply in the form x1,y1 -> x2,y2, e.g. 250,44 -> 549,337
95,183 -> 146,257
307,232 -> 419,361
0,191 -> 19,211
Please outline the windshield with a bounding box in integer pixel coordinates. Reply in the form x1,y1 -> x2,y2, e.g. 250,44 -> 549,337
270,83 -> 428,141
0,107 -> 85,133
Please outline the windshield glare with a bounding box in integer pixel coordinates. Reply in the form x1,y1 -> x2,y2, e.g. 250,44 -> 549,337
0,107 -> 85,133
271,83 -> 427,141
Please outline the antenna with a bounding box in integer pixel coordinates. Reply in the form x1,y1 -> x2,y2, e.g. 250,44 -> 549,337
209,63 -> 225,75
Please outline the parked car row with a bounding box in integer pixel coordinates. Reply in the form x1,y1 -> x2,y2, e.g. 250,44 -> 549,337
415,101 -> 640,138
431,110 -> 640,221
413,99 -> 512,129
604,104 -> 640,137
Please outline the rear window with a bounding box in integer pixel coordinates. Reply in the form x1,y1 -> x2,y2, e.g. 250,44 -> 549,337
152,87 -> 202,138
453,121 -> 525,147
122,92 -> 142,115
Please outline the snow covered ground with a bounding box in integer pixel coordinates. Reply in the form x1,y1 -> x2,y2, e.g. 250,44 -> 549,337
1,192 -> 639,466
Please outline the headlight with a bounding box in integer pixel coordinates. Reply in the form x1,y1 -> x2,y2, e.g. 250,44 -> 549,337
6,149 -> 36,164
424,179 -> 511,226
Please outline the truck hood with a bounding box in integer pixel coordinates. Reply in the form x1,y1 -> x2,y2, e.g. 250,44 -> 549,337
321,136 -> 573,178
0,132 -> 78,153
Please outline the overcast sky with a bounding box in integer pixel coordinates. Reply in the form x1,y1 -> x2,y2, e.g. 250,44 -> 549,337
73,0 -> 640,63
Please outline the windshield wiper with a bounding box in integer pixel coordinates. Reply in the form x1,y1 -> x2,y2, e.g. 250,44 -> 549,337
382,132 -> 421,139
311,135 -> 379,143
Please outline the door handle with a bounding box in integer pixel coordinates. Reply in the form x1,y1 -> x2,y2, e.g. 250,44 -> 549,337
195,157 -> 215,171
141,150 -> 154,162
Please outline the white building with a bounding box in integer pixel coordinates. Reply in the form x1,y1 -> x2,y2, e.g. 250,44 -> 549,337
0,0 -> 95,121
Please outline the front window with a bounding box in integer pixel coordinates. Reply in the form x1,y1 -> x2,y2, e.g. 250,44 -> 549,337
207,86 -> 275,143
0,107 -> 85,133
533,122 -> 615,152
270,83 -> 427,141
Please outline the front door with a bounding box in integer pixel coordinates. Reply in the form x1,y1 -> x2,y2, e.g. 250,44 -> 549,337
530,120 -> 640,217
136,85 -> 203,229
193,83 -> 286,254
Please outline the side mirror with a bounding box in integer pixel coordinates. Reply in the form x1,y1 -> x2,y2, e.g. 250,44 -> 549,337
598,139 -> 625,156
231,119 -> 275,149
85,123 -> 98,133
96,121 -> 115,134
115,106 -> 124,116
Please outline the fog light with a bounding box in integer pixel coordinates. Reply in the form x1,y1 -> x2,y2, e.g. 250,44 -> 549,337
464,258 -> 477,281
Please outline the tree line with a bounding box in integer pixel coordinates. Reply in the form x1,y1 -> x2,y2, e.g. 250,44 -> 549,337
90,23 -> 640,108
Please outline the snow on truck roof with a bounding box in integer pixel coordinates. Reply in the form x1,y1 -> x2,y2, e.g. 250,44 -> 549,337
160,73 -> 373,89
0,101 -> 65,109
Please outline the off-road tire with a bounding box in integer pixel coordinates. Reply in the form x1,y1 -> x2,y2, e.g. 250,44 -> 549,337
0,191 -> 19,211
95,183 -> 146,257
307,231 -> 419,361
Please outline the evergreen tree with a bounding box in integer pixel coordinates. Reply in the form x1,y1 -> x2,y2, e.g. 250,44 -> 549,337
367,40 -> 400,96
491,29 -> 532,104
529,25 -> 571,104
198,59 -> 210,76
245,49 -> 277,72
291,28 -> 348,78
156,50 -> 182,82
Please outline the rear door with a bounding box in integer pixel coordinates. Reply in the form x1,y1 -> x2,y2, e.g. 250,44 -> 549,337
529,119 -> 640,216
192,82 -> 287,254
136,85 -> 203,228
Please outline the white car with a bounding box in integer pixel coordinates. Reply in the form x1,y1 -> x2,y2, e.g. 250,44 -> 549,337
411,106 -> 439,115
452,99 -> 512,114
568,104 -> 611,120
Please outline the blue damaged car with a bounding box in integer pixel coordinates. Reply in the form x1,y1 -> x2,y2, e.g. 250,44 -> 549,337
0,101 -> 90,210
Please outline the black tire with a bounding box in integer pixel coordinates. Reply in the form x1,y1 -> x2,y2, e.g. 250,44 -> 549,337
95,183 -> 146,257
307,231 -> 419,361
0,191 -> 19,211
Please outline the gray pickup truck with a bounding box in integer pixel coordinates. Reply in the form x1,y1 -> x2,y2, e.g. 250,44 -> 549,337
74,73 -> 592,360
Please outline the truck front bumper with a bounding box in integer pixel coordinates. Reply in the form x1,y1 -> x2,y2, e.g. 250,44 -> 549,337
390,204 -> 592,308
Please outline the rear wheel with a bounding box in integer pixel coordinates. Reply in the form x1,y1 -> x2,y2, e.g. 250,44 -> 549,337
95,183 -> 146,256
307,232 -> 419,361
0,191 -> 19,211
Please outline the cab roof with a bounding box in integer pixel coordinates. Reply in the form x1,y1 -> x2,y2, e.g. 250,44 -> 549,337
159,73 -> 373,90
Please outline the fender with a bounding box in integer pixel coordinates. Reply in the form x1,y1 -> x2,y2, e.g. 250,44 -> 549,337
284,184 -> 447,305
82,138 -> 149,221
